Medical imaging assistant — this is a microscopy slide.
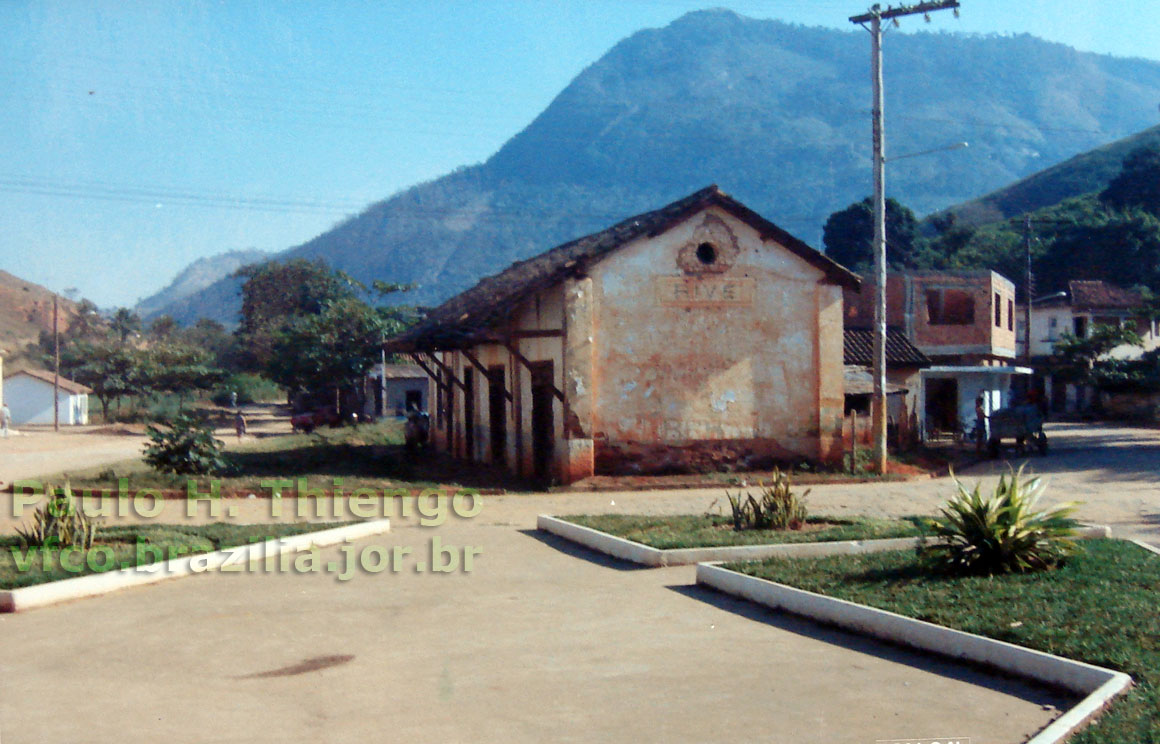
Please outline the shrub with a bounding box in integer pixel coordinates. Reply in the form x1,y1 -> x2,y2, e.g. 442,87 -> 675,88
211,373 -> 284,407
725,470 -> 810,531
143,412 -> 227,475
16,483 -> 100,549
920,466 -> 1079,575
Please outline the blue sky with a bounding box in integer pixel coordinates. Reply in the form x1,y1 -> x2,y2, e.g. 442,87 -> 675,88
2,0 -> 1158,309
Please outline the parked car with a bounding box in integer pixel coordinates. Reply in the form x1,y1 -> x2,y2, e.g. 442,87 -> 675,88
290,407 -> 342,433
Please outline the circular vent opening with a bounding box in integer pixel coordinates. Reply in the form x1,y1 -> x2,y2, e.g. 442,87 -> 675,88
696,242 -> 717,265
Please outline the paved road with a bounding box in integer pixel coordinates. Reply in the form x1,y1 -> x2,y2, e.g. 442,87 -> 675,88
0,506 -> 1068,744
1,420 -> 1155,742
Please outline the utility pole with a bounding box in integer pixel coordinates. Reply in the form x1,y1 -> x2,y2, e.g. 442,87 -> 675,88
850,0 -> 960,473
1024,215 -> 1034,364
53,294 -> 60,432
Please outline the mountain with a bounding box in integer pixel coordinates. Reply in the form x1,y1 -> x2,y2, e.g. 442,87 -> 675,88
152,10 -> 1160,326
136,248 -> 268,320
0,270 -> 77,360
928,124 -> 1160,228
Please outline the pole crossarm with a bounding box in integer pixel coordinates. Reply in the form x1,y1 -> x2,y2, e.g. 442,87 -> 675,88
850,0 -> 959,24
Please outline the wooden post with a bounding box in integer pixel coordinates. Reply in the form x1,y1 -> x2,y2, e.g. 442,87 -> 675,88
53,295 -> 60,431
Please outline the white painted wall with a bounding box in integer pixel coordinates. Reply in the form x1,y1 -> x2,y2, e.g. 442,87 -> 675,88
4,375 -> 89,425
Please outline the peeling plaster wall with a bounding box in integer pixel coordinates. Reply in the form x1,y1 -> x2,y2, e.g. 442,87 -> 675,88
586,206 -> 843,473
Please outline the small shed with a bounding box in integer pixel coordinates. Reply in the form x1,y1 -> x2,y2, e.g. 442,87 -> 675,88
365,363 -> 428,418
4,368 -> 91,425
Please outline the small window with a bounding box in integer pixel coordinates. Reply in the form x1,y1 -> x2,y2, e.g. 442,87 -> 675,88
994,292 -> 1002,327
1007,299 -> 1014,331
696,242 -> 717,265
1074,316 -> 1087,337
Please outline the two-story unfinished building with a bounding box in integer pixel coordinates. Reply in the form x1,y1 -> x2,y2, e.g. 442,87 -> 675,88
384,186 -> 860,485
845,270 -> 1030,440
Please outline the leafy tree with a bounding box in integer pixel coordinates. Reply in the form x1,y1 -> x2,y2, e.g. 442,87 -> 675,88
62,339 -> 146,420
142,412 -> 226,475
822,197 -> 928,272
234,259 -> 359,370
109,307 -> 142,344
1051,323 -> 1143,384
266,298 -> 385,411
149,315 -> 179,341
138,343 -> 225,409
66,299 -> 106,342
1100,145 -> 1160,216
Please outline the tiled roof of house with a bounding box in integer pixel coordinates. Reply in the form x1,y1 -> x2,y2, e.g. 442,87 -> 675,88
385,185 -> 860,353
843,328 -> 931,367
1068,280 -> 1142,311
5,368 -> 92,394
843,365 -> 910,396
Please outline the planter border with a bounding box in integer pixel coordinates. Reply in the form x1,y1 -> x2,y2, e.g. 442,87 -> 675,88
696,561 -> 1131,744
537,515 -> 1111,567
0,518 -> 391,613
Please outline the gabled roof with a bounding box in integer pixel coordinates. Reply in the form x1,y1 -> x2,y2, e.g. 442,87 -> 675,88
373,364 -> 426,380
1068,280 -> 1142,311
385,186 -> 860,353
844,328 -> 931,368
5,368 -> 92,394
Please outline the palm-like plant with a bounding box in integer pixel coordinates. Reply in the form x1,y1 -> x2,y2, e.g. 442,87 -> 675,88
921,466 -> 1079,575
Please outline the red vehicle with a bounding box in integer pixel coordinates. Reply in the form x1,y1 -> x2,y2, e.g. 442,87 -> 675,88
290,407 -> 341,433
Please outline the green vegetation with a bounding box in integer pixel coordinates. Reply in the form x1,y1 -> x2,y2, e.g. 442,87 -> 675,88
921,468 -> 1079,575
211,373 -> 283,407
234,259 -> 417,417
142,413 -> 228,476
725,470 -> 810,531
729,540 -> 1160,743
1,521 -> 350,590
15,484 -> 99,550
561,513 -> 921,550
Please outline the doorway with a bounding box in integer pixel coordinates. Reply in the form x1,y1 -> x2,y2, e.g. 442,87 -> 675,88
925,377 -> 959,437
488,366 -> 507,466
464,368 -> 475,460
530,362 -> 555,484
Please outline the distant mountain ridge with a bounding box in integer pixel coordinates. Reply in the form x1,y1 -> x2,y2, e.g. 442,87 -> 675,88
136,249 -> 267,320
928,124 -> 1160,228
147,10 -> 1160,326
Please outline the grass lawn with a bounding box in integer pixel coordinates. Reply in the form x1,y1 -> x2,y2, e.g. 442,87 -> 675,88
560,513 -> 923,550
728,539 -> 1160,744
1,522 -> 350,590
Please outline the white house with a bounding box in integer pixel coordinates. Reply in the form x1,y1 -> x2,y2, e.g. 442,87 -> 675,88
4,368 -> 91,425
363,363 -> 428,419
1021,280 -> 1160,359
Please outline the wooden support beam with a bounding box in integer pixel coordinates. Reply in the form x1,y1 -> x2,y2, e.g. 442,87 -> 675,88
503,341 -> 565,404
409,354 -> 448,390
461,348 -> 513,403
424,352 -> 469,393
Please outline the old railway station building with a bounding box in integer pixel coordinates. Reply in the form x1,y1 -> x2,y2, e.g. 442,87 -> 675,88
384,186 -> 860,485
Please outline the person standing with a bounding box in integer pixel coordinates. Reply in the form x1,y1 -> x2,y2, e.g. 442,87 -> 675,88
974,395 -> 987,454
234,410 -> 247,440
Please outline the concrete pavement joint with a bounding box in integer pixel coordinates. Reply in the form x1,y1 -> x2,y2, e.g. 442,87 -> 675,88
0,518 -> 391,613
695,561 -> 1132,744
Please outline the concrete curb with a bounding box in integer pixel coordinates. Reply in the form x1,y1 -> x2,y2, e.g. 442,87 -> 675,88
537,515 -> 1112,567
1130,538 -> 1160,557
0,518 -> 391,613
696,562 -> 1132,744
